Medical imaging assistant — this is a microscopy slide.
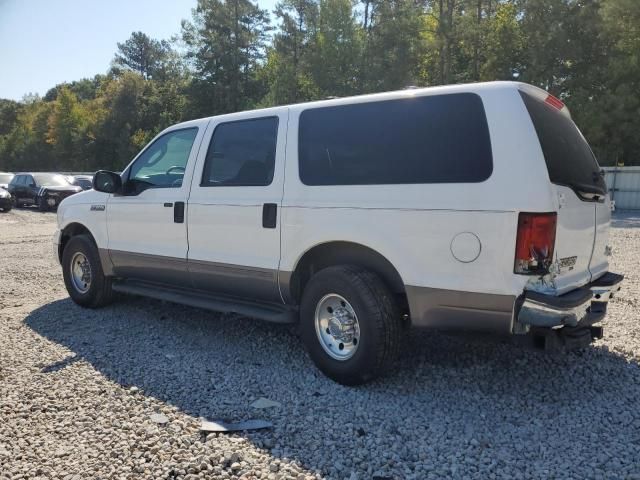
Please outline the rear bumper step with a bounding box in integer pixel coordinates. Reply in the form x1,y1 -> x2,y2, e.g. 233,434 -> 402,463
517,271 -> 623,329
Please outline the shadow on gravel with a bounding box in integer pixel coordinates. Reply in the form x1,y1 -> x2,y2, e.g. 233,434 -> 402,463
25,296 -> 640,478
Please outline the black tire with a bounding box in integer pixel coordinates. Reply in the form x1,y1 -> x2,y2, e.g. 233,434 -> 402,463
38,195 -> 49,212
300,265 -> 402,385
62,235 -> 113,308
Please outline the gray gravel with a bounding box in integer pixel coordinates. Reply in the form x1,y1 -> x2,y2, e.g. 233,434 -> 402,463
1,207 -> 640,479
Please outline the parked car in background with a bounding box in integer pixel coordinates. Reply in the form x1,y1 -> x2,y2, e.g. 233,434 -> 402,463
8,173 -> 82,211
67,175 -> 93,191
55,81 -> 623,385
0,187 -> 12,212
0,172 -> 14,190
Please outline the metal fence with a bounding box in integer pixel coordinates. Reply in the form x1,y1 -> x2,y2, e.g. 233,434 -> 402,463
603,167 -> 640,210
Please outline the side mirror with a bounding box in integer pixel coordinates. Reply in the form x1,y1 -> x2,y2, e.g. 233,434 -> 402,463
93,170 -> 122,194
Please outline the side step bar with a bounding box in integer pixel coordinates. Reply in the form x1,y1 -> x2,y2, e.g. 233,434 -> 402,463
112,280 -> 298,324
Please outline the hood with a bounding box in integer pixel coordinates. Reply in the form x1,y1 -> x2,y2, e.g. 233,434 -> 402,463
42,185 -> 83,193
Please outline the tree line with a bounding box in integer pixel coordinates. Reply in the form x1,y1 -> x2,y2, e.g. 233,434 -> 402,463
0,0 -> 638,173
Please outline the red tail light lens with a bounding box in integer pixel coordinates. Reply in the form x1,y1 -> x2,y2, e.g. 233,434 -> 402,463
544,94 -> 565,111
514,212 -> 557,275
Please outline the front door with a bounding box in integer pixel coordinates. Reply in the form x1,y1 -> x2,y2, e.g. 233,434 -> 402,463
106,122 -> 207,285
187,109 -> 289,302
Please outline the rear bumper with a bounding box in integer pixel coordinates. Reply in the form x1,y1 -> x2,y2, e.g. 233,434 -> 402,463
517,272 -> 624,329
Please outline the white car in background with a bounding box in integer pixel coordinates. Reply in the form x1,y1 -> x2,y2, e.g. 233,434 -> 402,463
54,81 -> 623,384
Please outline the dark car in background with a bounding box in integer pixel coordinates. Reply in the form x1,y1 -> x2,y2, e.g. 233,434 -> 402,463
0,172 -> 14,190
8,173 -> 82,211
66,174 -> 93,191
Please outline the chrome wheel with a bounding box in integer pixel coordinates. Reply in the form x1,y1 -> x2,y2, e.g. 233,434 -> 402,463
314,293 -> 360,361
70,252 -> 92,294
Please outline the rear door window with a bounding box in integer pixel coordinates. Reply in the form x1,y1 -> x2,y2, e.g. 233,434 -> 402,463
298,93 -> 493,185
201,117 -> 279,187
520,91 -> 606,196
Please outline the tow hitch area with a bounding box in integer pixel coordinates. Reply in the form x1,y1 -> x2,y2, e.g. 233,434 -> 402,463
522,298 -> 609,352
529,325 -> 604,352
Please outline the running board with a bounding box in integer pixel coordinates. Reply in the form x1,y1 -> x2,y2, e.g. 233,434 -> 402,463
112,280 -> 298,324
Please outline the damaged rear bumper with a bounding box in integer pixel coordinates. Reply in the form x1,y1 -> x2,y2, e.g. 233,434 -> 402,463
516,272 -> 624,329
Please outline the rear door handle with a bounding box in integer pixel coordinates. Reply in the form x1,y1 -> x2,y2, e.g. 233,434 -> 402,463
262,203 -> 277,229
174,201 -> 185,223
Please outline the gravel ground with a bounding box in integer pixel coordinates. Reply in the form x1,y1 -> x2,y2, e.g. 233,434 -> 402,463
1,208 -> 640,480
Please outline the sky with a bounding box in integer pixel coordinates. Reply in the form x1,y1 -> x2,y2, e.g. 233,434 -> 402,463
0,0 -> 279,101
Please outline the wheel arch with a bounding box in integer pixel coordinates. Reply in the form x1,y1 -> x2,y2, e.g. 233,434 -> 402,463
58,222 -> 98,263
283,241 -> 407,311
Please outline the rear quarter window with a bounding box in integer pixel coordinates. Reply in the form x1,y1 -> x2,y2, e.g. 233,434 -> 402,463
298,93 -> 493,186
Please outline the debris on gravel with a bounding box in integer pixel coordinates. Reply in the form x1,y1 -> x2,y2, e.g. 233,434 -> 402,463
201,419 -> 273,433
251,397 -> 282,409
1,208 -> 640,479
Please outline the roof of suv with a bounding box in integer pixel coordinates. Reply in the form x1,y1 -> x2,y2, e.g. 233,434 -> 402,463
171,81 -> 565,132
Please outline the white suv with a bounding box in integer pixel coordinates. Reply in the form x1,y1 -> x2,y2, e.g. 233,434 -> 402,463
54,81 -> 623,385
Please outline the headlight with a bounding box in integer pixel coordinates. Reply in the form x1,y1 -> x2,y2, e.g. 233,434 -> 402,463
0,189 -> 9,198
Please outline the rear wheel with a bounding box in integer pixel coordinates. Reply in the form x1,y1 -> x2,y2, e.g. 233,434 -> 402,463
300,265 -> 402,385
62,235 -> 113,308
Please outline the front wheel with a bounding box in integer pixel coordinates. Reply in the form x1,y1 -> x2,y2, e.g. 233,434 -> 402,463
300,265 -> 402,385
62,235 -> 113,308
38,196 -> 49,212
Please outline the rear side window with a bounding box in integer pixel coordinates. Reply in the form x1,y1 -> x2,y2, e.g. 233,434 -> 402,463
298,93 -> 493,185
520,91 -> 606,196
201,117 -> 278,187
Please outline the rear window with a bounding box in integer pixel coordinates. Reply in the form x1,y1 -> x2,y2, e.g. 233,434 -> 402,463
298,93 -> 493,185
520,91 -> 606,196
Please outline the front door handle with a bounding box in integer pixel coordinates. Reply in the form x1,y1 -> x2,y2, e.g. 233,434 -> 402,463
174,201 -> 185,223
262,203 -> 277,229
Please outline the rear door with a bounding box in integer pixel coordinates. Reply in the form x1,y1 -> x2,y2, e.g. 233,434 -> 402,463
187,108 -> 288,302
520,89 -> 608,293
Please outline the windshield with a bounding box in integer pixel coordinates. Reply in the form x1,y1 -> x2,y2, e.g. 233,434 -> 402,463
33,173 -> 71,187
74,178 -> 93,188
0,173 -> 13,184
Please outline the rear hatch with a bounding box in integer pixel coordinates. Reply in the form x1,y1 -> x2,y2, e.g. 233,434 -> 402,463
520,88 -> 609,294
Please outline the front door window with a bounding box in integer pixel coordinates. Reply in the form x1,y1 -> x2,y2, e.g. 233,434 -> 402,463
126,128 -> 198,194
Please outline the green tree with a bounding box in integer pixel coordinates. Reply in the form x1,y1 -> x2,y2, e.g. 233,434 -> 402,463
309,0 -> 362,97
481,2 -> 523,81
182,0 -> 272,117
113,31 -> 174,80
362,0 -> 425,91
261,0 -> 320,105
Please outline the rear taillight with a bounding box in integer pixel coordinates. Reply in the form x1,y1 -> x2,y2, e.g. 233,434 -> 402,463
514,212 -> 557,275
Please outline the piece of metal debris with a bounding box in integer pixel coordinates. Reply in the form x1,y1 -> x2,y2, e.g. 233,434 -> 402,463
250,397 -> 281,409
200,419 -> 272,433
150,413 -> 169,424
